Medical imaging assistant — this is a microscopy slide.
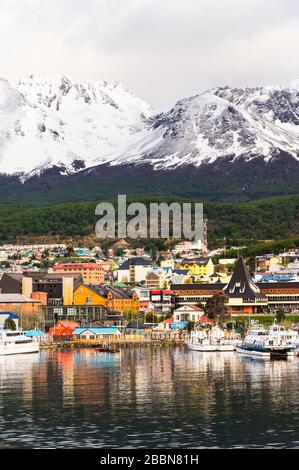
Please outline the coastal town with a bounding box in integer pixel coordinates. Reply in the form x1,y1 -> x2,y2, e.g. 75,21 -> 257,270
1,234 -> 299,348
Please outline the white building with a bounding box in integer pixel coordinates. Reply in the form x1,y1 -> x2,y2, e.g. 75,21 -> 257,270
117,257 -> 153,283
173,305 -> 204,323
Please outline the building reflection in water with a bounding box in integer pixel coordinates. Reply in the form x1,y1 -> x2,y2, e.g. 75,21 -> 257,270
0,348 -> 298,448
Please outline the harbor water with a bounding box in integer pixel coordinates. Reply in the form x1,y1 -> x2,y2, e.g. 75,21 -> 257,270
0,347 -> 298,448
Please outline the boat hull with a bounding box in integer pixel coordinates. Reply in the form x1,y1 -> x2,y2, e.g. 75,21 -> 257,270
187,342 -> 217,352
0,343 -> 40,356
236,346 -> 270,358
216,344 -> 235,351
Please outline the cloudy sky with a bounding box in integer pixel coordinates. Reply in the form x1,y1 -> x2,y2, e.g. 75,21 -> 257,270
1,0 -> 299,110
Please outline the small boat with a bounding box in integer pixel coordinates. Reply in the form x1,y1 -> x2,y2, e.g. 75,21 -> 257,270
0,329 -> 40,356
186,329 -> 217,351
267,325 -> 298,352
236,326 -> 294,358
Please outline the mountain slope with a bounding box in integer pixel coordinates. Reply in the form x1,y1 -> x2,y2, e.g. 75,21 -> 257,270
112,85 -> 299,168
0,75 -> 152,175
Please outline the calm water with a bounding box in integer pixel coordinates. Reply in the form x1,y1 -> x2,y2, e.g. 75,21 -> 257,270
0,347 -> 299,448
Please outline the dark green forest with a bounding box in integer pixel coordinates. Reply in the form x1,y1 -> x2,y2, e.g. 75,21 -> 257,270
0,194 -> 299,256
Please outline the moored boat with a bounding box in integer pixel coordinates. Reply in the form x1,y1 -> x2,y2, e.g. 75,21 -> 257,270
236,326 -> 294,358
186,326 -> 240,352
0,329 -> 40,356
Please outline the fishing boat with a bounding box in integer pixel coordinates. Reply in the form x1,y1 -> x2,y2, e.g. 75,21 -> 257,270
236,325 -> 294,358
0,329 -> 40,356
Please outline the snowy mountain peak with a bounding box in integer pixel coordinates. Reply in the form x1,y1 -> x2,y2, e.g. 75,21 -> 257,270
0,75 -> 153,175
1,77 -> 299,176
111,85 -> 299,169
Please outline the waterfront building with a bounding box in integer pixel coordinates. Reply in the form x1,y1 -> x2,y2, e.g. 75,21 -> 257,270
49,321 -> 79,338
72,327 -> 121,340
173,305 -> 204,323
171,257 -> 299,313
223,257 -> 268,314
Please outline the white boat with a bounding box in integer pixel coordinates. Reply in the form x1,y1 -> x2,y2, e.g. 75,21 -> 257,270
267,325 -> 298,352
186,326 -> 240,352
0,329 -> 40,356
236,326 -> 294,358
186,329 -> 217,351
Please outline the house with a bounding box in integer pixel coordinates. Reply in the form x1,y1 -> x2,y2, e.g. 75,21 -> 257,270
53,263 -> 105,284
72,327 -> 121,340
117,257 -> 152,283
73,284 -> 140,313
149,290 -> 172,313
145,269 -> 168,289
173,305 -> 204,323
179,257 -> 214,277
156,316 -> 173,331
160,259 -> 176,270
49,321 -> 79,338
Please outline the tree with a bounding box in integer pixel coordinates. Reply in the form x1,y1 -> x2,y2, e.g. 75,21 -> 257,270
115,248 -> 124,257
205,294 -> 228,320
4,317 -> 17,331
145,311 -> 159,324
275,309 -> 286,324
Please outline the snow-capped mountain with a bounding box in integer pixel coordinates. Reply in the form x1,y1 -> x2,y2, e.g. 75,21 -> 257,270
0,75 -> 152,175
1,75 -> 299,178
112,85 -> 299,169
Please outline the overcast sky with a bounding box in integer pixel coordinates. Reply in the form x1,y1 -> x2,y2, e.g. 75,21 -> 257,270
1,0 -> 299,110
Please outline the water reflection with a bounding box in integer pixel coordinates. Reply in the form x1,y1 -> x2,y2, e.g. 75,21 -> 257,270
0,347 -> 298,448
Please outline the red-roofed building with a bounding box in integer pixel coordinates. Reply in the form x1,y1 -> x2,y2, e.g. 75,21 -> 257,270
173,305 -> 204,323
53,263 -> 104,284
49,321 -> 79,338
198,315 -> 214,324
157,316 -> 174,331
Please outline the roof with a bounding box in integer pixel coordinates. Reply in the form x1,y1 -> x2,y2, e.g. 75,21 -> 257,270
82,284 -> 133,300
171,283 -> 225,290
54,263 -> 103,270
0,312 -> 19,319
257,282 -> 299,289
118,257 -> 152,270
73,327 -> 120,335
55,321 -> 79,328
160,316 -> 174,324
198,316 -> 214,324
25,329 -> 44,337
223,257 -> 266,300
181,257 -> 211,266
0,294 -> 41,303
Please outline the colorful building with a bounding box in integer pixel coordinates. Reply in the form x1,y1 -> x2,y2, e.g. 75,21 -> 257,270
179,257 -> 214,277
73,284 -> 140,313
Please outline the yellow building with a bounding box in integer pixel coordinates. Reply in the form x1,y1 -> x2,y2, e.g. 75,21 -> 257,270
179,257 -> 214,276
74,284 -> 140,313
